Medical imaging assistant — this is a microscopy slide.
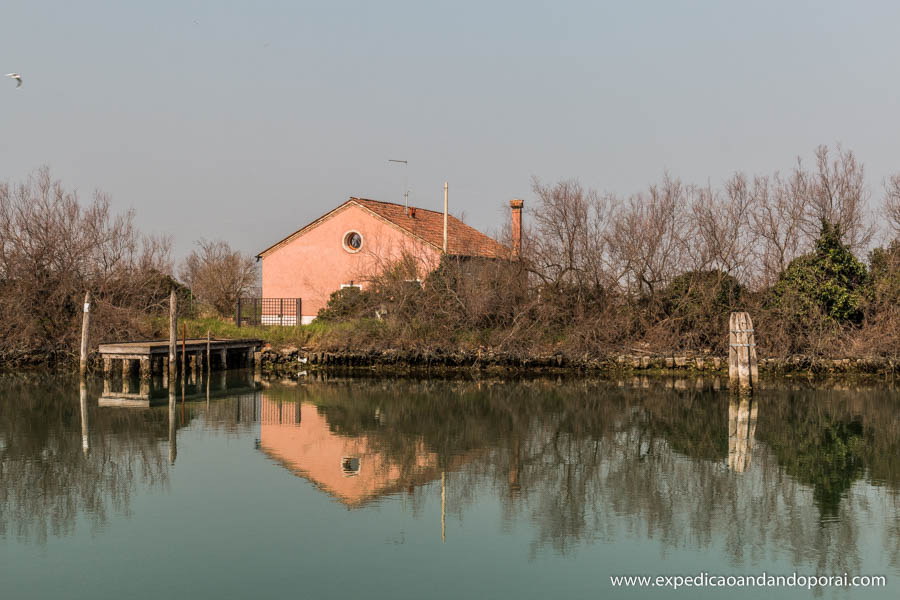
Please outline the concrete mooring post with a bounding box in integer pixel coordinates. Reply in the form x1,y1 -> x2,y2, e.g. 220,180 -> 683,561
102,359 -> 112,394
729,312 -> 758,390
139,357 -> 151,382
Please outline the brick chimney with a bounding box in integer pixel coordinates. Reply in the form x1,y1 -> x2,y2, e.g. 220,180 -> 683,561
510,199 -> 523,258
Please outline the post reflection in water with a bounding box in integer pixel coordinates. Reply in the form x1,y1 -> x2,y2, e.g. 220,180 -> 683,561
168,387 -> 177,465
728,394 -> 758,473
79,380 -> 89,455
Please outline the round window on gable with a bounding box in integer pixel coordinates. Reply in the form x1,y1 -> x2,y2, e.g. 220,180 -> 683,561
343,231 -> 363,253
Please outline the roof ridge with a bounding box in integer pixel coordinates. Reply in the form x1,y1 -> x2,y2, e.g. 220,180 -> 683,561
259,196 -> 508,259
352,197 -> 450,218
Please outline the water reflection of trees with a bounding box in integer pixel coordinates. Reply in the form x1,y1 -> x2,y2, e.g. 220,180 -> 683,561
275,378 -> 899,570
3,372 -> 898,572
0,375 -> 170,543
0,375 -> 259,544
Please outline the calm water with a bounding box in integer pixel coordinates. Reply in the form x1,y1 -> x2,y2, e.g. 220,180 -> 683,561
1,372 -> 898,599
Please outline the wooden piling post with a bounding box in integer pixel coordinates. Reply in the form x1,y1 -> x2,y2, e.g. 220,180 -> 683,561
80,291 -> 92,378
181,348 -> 186,405
206,347 -> 211,407
729,312 -> 758,390
169,289 -> 177,382
182,322 -> 187,379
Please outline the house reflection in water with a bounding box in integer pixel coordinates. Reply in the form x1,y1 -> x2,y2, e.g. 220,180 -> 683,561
258,395 -> 449,508
728,395 -> 758,473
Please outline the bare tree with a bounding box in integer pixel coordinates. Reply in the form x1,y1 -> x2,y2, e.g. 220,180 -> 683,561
883,173 -> 900,236
528,178 -> 610,292
690,173 -> 755,283
179,239 -> 259,316
605,174 -> 691,297
0,167 -> 172,363
747,172 -> 807,286
797,144 -> 874,252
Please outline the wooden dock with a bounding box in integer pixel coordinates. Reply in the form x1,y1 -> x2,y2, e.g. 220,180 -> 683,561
98,338 -> 263,383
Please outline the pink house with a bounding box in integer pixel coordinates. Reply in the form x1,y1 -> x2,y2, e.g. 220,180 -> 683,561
257,197 -> 523,324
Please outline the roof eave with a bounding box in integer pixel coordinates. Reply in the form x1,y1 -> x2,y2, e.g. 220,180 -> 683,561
256,199 -> 359,259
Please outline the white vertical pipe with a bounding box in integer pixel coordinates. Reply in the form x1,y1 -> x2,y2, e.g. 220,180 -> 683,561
443,181 -> 449,253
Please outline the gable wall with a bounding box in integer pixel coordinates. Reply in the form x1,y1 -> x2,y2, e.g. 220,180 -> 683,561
261,204 -> 441,320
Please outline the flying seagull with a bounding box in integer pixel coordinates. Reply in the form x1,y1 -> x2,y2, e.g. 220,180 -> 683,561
5,73 -> 22,88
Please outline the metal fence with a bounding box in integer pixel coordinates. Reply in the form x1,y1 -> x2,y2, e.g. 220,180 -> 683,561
235,298 -> 302,327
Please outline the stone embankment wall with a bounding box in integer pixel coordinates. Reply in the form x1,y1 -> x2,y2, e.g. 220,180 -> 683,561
258,348 -> 898,377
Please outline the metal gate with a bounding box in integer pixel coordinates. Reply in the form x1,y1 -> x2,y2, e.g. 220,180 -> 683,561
235,298 -> 302,327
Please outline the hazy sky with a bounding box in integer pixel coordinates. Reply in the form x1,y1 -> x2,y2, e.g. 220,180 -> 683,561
3,0 -> 899,259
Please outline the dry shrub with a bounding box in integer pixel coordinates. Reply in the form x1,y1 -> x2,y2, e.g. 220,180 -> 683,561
179,239 -> 258,316
0,168 -> 172,365
316,252 -> 530,351
291,144 -> 900,361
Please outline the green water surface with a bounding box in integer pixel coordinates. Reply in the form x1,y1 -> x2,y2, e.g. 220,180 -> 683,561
0,372 -> 897,599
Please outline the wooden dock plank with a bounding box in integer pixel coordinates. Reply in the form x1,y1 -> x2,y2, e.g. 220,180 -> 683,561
98,338 -> 262,357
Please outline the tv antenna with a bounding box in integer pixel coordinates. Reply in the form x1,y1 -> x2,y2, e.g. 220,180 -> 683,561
388,159 -> 409,212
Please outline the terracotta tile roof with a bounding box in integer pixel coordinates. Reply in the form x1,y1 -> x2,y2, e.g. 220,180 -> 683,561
352,198 -> 507,258
257,197 -> 508,259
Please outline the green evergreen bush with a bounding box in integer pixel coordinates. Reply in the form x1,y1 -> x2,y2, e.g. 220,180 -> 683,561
868,240 -> 900,305
770,221 -> 868,324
